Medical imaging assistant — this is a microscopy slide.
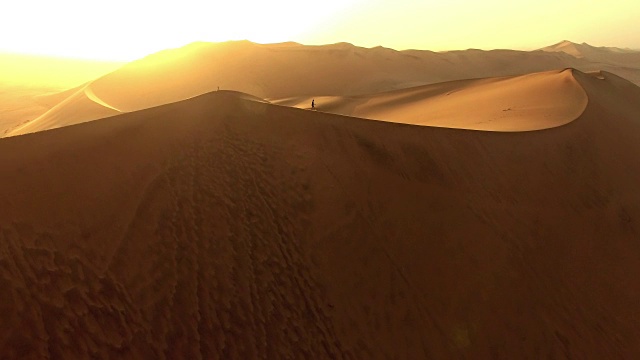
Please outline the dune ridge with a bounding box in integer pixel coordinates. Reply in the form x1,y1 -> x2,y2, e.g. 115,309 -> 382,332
7,69 -> 590,136
0,67 -> 639,358
6,39 -> 639,137
540,40 -> 640,84
9,85 -> 121,136
84,86 -> 122,112
273,69 -> 589,131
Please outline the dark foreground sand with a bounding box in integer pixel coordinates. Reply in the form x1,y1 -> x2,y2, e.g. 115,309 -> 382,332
0,70 -> 639,358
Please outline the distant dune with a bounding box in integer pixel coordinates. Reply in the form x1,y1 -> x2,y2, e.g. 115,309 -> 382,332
0,53 -> 123,89
541,40 -> 640,84
85,40 -> 591,111
11,68 -> 591,136
0,53 -> 122,136
1,67 -> 639,358
541,40 -> 640,61
0,86 -> 53,136
9,85 -> 121,136
6,40 -> 639,137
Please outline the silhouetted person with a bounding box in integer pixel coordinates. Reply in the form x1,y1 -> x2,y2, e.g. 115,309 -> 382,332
311,99 -> 315,110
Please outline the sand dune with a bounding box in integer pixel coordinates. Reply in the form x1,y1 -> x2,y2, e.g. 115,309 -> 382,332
8,39 -> 638,137
82,40 -> 608,105
9,85 -> 121,136
32,85 -> 85,108
83,86 -> 122,112
1,69 -> 639,358
541,40 -> 640,64
274,69 -> 588,131
0,86 -> 54,136
9,69 -> 588,136
0,53 -> 121,137
541,40 -> 640,84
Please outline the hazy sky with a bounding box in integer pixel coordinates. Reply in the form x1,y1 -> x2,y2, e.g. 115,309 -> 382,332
1,0 -> 639,61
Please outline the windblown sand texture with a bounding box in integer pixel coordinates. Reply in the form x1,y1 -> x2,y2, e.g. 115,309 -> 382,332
1,66 -> 640,359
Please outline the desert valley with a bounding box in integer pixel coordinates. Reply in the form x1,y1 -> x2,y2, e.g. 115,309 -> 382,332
1,38 -> 640,359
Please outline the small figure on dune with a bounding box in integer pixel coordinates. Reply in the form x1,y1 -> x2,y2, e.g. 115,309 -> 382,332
311,99 -> 315,110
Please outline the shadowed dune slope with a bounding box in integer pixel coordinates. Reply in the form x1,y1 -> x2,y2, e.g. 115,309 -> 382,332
274,69 -> 588,131
1,72 -> 639,358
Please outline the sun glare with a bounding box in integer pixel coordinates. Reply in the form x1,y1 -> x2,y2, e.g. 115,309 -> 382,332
0,0 -> 363,61
1,0 -> 638,61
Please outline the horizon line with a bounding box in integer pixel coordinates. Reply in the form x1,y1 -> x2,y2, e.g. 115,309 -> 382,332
2,39 -> 638,63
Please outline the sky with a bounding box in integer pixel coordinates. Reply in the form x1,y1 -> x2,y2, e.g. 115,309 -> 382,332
1,0 -> 639,61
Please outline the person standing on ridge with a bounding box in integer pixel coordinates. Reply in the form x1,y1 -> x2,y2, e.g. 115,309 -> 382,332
311,99 -> 315,110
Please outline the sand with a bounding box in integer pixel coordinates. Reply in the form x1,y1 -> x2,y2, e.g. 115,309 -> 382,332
0,53 -> 121,137
5,40 -> 638,138
1,67 -> 639,358
9,85 -> 121,136
273,69 -> 588,131
541,41 -> 640,84
12,69 -> 588,137
0,86 -> 53,136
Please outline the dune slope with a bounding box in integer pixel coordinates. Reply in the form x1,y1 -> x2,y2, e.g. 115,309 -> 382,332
541,40 -> 640,65
274,69 -> 588,131
86,40 -> 592,110
7,68 -> 587,137
0,72 -> 639,358
540,41 -> 640,84
7,40 -> 638,137
9,85 -> 121,136
0,86 -> 53,136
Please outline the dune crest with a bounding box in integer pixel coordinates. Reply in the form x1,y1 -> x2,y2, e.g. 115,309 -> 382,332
83,86 -> 122,112
9,85 -> 121,136
1,67 -> 640,358
275,69 -> 588,131
10,68 -> 589,137
5,40 -> 639,137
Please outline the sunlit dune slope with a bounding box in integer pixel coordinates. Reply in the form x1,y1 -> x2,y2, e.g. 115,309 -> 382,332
274,69 -> 588,131
6,68 -> 588,136
541,40 -> 640,65
1,69 -> 640,358
541,40 -> 640,84
0,86 -> 54,136
8,40 -> 638,137
32,85 -> 85,108
9,85 -> 121,136
0,50 -> 120,137
7,88 -> 266,137
87,40 -> 592,111
0,85 -> 88,137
